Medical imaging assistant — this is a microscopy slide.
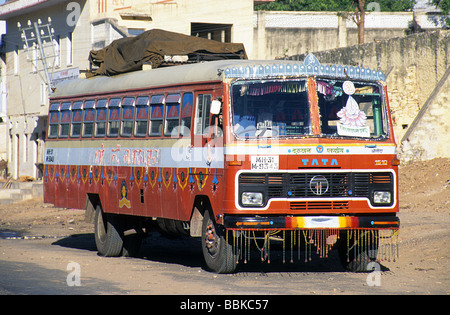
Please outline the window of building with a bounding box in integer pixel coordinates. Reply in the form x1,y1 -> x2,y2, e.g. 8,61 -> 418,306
164,93 -> 181,137
108,98 -> 121,137
95,99 -> 108,137
121,97 -> 135,137
83,100 -> 95,137
40,82 -> 47,105
54,35 -> 61,67
71,100 -> 83,137
149,94 -> 165,137
23,133 -> 29,163
135,96 -> 149,137
194,94 -> 211,135
32,45 -> 37,73
67,32 -> 73,66
191,23 -> 232,43
14,46 -> 19,75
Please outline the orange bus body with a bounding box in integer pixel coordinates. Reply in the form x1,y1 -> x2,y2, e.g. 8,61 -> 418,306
44,55 -> 399,273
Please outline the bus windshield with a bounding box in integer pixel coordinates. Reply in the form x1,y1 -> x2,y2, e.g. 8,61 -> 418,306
317,79 -> 388,139
231,80 -> 311,138
231,79 -> 389,140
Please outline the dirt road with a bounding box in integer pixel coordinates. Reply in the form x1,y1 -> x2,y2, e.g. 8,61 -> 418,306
0,158 -> 449,295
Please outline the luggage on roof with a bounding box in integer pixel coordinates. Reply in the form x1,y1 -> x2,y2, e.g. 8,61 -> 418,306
87,29 -> 247,77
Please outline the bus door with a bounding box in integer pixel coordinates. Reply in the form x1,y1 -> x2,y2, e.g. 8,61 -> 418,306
191,90 -> 224,212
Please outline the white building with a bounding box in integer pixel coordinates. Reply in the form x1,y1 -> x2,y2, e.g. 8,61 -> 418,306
0,0 -> 254,179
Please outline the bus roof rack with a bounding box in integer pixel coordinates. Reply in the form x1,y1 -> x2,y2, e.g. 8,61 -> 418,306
223,53 -> 386,81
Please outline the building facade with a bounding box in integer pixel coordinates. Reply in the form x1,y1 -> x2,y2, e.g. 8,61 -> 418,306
0,0 -> 254,179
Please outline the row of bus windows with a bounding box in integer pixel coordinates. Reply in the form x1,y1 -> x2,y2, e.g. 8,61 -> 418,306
48,92 -> 212,139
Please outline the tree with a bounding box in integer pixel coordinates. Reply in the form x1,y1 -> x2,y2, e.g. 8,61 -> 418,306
353,0 -> 365,44
429,0 -> 450,26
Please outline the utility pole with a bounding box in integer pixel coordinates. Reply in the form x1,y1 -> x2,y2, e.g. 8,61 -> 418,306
17,18 -> 56,94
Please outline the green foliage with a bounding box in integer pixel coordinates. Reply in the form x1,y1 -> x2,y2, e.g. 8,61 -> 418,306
429,0 -> 450,26
429,0 -> 450,13
255,0 -> 416,12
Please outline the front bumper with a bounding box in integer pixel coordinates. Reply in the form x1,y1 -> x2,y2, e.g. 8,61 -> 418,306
224,215 -> 399,230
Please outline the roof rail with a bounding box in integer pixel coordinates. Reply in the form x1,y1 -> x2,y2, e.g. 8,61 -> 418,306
223,54 -> 386,81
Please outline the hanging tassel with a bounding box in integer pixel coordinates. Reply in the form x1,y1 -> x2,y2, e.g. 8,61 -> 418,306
290,230 -> 294,263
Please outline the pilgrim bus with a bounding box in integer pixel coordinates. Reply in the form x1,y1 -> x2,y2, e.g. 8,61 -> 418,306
44,54 -> 399,273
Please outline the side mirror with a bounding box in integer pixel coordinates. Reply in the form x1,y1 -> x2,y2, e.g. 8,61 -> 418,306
210,100 -> 221,115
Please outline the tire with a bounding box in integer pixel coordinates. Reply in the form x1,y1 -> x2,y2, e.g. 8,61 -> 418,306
94,205 -> 124,257
201,211 -> 238,274
338,230 -> 379,272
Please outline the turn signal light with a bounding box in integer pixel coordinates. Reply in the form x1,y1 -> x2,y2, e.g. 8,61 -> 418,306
391,158 -> 400,166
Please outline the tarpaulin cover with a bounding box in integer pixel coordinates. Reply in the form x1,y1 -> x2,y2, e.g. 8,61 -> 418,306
88,29 -> 247,77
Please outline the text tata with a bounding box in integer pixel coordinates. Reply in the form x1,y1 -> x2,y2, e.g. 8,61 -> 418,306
300,158 -> 338,166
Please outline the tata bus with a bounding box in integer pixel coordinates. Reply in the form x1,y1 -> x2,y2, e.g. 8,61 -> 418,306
44,54 -> 399,273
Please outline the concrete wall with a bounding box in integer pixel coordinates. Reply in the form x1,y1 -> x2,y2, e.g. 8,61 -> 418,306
288,30 -> 450,151
255,11 -> 448,60
399,68 -> 450,162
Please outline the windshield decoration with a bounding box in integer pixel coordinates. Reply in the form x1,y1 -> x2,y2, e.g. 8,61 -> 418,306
243,82 -> 306,96
316,79 -> 386,139
223,54 -> 386,82
336,81 -> 370,138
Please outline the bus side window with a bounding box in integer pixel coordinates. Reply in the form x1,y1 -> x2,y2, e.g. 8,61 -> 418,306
149,94 -> 165,137
121,96 -> 135,137
164,93 -> 181,137
180,92 -> 193,137
59,102 -> 72,138
135,96 -> 149,137
95,99 -> 108,137
48,102 -> 60,139
71,100 -> 83,138
194,94 -> 211,135
83,100 -> 95,137
108,98 -> 121,137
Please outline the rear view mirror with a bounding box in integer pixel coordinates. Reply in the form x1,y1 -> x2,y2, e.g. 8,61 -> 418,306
210,100 -> 221,115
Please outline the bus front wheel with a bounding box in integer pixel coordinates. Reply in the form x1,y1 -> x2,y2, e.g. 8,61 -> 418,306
201,211 -> 237,274
94,206 -> 123,257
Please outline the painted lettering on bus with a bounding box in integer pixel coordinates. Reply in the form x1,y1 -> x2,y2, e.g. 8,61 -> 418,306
300,158 -> 338,166
45,148 -> 54,162
94,144 -> 161,167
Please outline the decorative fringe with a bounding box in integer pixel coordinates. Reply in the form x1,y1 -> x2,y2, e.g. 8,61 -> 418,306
227,228 -> 399,265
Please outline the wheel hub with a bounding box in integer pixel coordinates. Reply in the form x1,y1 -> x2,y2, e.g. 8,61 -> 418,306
205,223 -> 219,255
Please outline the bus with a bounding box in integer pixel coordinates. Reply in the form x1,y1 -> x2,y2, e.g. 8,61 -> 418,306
44,54 -> 399,273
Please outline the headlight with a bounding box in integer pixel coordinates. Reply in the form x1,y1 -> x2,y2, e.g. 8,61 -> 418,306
373,191 -> 391,204
241,192 -> 263,206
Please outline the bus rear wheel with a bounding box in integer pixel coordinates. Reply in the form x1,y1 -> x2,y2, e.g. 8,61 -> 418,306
201,211 -> 237,274
94,206 -> 123,257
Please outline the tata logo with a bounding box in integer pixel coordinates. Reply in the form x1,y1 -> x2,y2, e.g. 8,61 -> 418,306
301,158 -> 339,166
310,175 -> 329,195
